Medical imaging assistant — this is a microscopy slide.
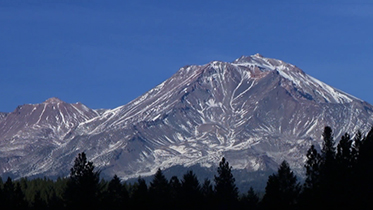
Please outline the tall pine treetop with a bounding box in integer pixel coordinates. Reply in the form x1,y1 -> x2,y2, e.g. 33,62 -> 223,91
214,157 -> 238,209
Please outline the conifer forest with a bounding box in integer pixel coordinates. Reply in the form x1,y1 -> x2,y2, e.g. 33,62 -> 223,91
0,126 -> 372,210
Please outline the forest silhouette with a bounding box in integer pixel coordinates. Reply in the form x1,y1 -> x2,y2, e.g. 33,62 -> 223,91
0,126 -> 372,210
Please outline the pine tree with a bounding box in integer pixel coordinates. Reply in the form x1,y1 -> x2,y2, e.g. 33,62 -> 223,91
354,127 -> 373,209
201,178 -> 214,209
180,170 -> 202,209
2,177 -> 15,209
301,127 -> 356,209
334,132 -> 356,208
169,176 -> 181,208
64,152 -> 101,209
336,133 -> 353,168
104,175 -> 128,210
149,168 -> 170,208
319,126 -> 338,208
321,126 -> 336,171
32,190 -> 47,210
1,177 -> 27,210
240,187 -> 259,210
300,144 -> 322,209
50,177 -> 66,210
130,177 -> 149,209
351,130 -> 363,164
304,145 -> 322,191
214,157 -> 238,210
262,161 -> 300,210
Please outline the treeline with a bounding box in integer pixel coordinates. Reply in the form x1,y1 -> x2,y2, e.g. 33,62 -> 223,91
0,126 -> 373,210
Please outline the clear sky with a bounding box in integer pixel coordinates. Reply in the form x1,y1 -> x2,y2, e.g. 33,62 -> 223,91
1,0 -> 372,112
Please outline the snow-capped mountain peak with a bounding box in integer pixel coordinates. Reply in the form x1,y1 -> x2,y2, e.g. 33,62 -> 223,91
0,54 -> 372,184
43,97 -> 64,104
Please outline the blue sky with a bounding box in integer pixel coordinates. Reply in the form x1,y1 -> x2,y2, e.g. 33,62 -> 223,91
1,1 -> 372,112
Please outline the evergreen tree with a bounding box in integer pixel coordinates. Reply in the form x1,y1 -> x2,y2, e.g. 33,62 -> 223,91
169,176 -> 181,208
2,177 -> 15,209
240,187 -> 259,210
300,127 -> 339,209
201,178 -> 214,209
214,157 -> 238,210
130,177 -> 149,209
320,126 -> 336,175
262,161 -> 300,210
50,177 -> 67,210
48,188 -> 64,210
201,178 -> 213,198
32,190 -> 47,210
103,175 -> 128,210
336,133 -> 353,168
180,170 -> 202,209
354,127 -> 373,209
1,177 -> 27,210
301,144 -> 322,209
334,132 -> 356,209
149,168 -> 170,208
319,126 -> 338,208
304,145 -> 322,191
0,178 -> 3,209
351,130 -> 363,165
64,152 -> 101,209
247,187 -> 259,209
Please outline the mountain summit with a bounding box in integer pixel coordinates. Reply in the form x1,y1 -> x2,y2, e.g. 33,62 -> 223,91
0,54 -> 372,182
43,97 -> 64,104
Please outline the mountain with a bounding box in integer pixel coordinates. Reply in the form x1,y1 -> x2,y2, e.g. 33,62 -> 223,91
1,54 -> 372,186
0,97 -> 100,177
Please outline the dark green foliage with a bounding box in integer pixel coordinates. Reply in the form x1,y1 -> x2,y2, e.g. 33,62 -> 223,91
301,144 -> 322,209
354,127 -> 373,209
64,152 -> 101,209
261,161 -> 300,210
320,127 -> 336,181
320,127 -> 343,208
351,130 -> 363,164
32,190 -> 47,210
180,170 -> 202,209
149,168 -> 170,208
214,157 -> 239,209
0,177 -> 27,209
201,178 -> 214,209
304,145 -> 321,190
332,132 -> 355,209
301,127 -> 338,209
201,178 -> 213,197
102,175 -> 128,210
169,176 -> 182,208
336,133 -> 353,167
240,187 -> 259,210
130,177 -> 149,208
2,177 -> 15,209
321,126 -> 335,160
300,126 -> 373,209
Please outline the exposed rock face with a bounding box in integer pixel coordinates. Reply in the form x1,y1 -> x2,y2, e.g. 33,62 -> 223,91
0,54 -> 372,182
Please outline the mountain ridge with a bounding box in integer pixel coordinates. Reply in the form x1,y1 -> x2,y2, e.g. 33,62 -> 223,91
0,54 -> 372,183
